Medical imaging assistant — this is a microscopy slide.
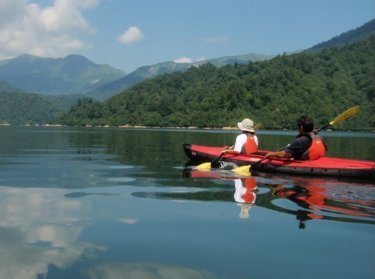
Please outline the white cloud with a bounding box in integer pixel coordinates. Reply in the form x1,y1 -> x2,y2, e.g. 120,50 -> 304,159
117,218 -> 139,224
174,57 -> 192,64
0,0 -> 98,60
118,26 -> 144,44
204,36 -> 229,44
0,0 -> 26,26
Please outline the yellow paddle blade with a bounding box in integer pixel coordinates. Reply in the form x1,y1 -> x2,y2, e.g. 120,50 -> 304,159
231,165 -> 251,176
254,123 -> 262,131
329,105 -> 360,126
195,162 -> 212,171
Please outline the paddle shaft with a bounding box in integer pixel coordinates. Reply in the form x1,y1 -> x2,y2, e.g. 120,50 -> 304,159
250,157 -> 268,170
211,154 -> 223,165
316,105 -> 359,132
316,124 -> 330,133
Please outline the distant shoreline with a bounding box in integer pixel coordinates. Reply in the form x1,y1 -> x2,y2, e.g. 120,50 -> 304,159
1,123 -> 374,133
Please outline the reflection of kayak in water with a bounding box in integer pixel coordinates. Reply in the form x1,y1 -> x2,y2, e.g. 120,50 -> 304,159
183,143 -> 375,179
183,168 -> 257,219
182,168 -> 257,204
183,168 -> 375,225
268,175 -> 375,220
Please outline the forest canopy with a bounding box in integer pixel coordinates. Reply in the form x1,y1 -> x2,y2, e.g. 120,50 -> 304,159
57,34 -> 375,131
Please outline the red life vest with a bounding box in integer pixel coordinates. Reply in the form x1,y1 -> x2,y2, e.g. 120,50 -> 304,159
241,178 -> 257,203
301,134 -> 327,160
241,134 -> 258,154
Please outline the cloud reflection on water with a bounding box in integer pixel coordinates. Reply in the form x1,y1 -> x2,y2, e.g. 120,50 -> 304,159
0,186 -> 104,279
0,186 -> 219,279
86,262 -> 219,279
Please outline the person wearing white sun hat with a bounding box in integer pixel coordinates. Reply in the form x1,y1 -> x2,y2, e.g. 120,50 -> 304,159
221,118 -> 258,156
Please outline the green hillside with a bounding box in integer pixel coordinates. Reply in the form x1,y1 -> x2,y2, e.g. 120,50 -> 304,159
0,82 -> 81,124
57,34 -> 375,131
306,19 -> 375,53
88,54 -> 273,100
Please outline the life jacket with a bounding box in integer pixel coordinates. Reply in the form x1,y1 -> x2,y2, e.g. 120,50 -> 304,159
241,133 -> 258,154
301,134 -> 327,160
241,178 -> 257,204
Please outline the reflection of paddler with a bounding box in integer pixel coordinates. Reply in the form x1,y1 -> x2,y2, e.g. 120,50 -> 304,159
234,178 -> 257,204
239,204 -> 253,219
268,183 -> 324,228
270,178 -> 373,221
234,177 -> 257,219
270,182 -> 324,220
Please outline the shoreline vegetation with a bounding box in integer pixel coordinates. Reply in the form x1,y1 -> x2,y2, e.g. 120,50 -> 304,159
0,122 -> 236,129
1,123 -> 374,133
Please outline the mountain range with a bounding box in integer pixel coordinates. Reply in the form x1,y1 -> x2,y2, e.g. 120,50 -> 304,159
88,53 -> 273,100
0,54 -> 125,96
0,51 -> 273,100
59,32 -> 375,130
305,18 -> 375,53
0,18 -> 374,125
0,18 -> 373,100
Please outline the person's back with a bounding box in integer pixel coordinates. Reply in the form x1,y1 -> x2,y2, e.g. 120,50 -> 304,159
266,116 -> 326,160
235,132 -> 258,155
222,118 -> 258,156
301,133 -> 326,160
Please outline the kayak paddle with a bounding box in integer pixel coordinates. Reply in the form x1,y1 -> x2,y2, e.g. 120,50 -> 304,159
231,156 -> 270,176
316,105 -> 359,132
230,165 -> 252,176
195,154 -> 223,171
232,105 -> 360,175
253,122 -> 262,130
195,123 -> 262,171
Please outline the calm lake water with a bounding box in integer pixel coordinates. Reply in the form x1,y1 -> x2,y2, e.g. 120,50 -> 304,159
0,126 -> 374,279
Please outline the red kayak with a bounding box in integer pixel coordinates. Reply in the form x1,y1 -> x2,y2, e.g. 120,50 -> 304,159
183,143 -> 375,179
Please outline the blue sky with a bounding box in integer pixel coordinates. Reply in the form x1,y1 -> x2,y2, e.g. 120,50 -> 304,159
0,0 -> 374,73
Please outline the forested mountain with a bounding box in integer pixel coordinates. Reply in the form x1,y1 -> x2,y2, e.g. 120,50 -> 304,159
57,34 -> 375,131
0,80 -> 23,93
88,54 -> 273,100
0,54 -> 124,95
88,61 -> 192,100
200,53 -> 274,68
1,19 -> 372,101
306,18 -> 375,53
0,52 -> 272,101
0,81 -> 81,124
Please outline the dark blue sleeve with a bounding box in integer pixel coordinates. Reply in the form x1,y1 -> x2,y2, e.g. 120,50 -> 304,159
284,136 -> 311,159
